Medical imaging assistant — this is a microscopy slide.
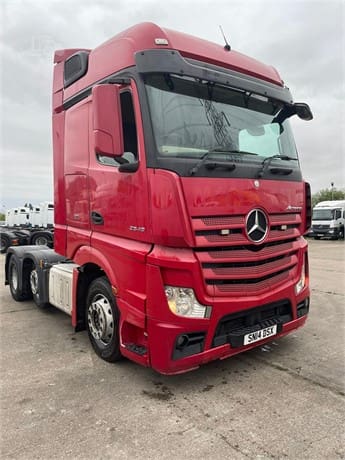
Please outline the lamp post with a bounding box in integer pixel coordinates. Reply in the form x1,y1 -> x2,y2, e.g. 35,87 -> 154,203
331,182 -> 334,200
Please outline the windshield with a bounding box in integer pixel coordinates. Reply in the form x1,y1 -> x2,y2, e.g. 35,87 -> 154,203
145,74 -> 299,176
312,209 -> 338,221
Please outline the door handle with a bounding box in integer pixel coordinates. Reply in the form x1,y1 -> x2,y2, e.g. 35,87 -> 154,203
91,211 -> 104,225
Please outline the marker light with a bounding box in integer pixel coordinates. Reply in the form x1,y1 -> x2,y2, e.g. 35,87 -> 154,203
164,286 -> 211,318
295,257 -> 306,295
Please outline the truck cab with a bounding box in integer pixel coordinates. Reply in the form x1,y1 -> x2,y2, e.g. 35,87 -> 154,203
310,201 -> 345,240
5,23 -> 313,374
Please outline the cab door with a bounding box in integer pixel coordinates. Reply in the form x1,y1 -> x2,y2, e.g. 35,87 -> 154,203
88,82 -> 151,243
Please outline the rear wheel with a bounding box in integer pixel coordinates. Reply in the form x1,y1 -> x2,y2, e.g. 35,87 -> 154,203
30,231 -> 53,247
8,257 -> 31,301
1,235 -> 10,254
30,268 -> 49,308
86,277 -> 122,362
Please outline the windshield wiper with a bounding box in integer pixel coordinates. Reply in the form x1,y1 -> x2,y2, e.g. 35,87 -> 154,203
189,148 -> 256,176
257,154 -> 297,178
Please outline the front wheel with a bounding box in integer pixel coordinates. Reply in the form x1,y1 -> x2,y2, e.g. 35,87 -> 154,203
86,277 -> 122,362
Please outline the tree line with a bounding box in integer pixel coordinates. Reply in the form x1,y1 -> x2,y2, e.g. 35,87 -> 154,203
311,187 -> 345,208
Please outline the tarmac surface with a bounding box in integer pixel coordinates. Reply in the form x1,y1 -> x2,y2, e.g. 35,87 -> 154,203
1,239 -> 344,459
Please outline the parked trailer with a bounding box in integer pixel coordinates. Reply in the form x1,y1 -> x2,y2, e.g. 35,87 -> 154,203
5,23 -> 313,375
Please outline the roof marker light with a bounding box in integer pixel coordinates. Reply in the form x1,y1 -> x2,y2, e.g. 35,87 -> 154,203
155,38 -> 169,46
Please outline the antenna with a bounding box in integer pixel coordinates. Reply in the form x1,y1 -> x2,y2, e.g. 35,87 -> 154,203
219,25 -> 231,51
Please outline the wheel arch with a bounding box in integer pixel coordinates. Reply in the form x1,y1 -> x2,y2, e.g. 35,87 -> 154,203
73,246 -> 119,288
72,246 -> 123,331
74,262 -> 106,331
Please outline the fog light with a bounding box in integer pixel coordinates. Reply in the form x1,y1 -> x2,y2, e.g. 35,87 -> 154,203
165,286 -> 211,318
295,259 -> 306,295
176,334 -> 189,349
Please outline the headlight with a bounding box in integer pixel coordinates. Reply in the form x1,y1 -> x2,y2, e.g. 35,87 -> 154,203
165,286 -> 211,318
295,258 -> 306,295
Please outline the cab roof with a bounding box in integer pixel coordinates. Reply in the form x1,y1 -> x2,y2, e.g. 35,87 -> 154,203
54,22 -> 283,100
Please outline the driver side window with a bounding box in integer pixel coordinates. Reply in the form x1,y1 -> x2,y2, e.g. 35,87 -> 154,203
98,90 -> 138,167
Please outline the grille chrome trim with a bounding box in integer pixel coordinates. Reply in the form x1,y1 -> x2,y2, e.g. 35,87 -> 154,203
192,212 -> 302,296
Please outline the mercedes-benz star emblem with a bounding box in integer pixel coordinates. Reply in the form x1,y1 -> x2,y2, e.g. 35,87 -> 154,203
246,209 -> 268,243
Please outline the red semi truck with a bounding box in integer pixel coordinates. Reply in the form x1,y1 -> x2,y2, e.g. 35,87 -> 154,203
5,23 -> 313,374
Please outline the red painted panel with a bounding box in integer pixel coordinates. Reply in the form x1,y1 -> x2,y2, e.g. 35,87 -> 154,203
88,85 -> 150,243
52,111 -> 66,255
63,23 -> 283,101
181,177 -> 304,217
148,169 -> 194,247
65,175 -> 90,229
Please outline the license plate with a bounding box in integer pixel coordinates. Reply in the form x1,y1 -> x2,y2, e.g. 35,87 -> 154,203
243,324 -> 277,345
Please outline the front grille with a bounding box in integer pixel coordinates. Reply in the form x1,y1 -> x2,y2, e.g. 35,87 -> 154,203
192,212 -> 302,296
192,212 -> 302,248
312,224 -> 330,230
212,300 -> 292,348
196,240 -> 299,296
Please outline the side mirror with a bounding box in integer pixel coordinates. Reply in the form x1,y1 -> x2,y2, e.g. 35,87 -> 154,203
92,84 -> 124,157
294,103 -> 313,121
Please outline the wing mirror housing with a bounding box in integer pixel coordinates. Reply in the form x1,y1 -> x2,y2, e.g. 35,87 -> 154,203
272,102 -> 313,127
294,103 -> 313,121
92,84 -> 124,157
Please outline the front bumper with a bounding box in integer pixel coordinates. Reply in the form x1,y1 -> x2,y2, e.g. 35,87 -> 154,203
309,227 -> 340,238
146,288 -> 309,375
145,239 -> 310,374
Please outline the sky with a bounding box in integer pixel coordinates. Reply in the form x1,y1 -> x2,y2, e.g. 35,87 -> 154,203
0,0 -> 344,211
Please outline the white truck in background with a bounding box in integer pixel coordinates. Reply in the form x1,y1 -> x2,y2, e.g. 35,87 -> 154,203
310,200 -> 345,240
1,202 -> 54,253
28,202 -> 54,228
5,202 -> 54,228
6,207 -> 30,227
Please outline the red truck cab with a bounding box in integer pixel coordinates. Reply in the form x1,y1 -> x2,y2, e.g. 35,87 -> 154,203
6,23 -> 312,374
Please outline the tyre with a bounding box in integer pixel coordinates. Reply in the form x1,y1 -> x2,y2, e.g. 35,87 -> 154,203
30,231 -> 53,247
338,228 -> 344,240
29,267 -> 49,308
1,235 -> 10,254
314,236 -> 320,240
8,257 -> 31,301
86,276 -> 122,362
